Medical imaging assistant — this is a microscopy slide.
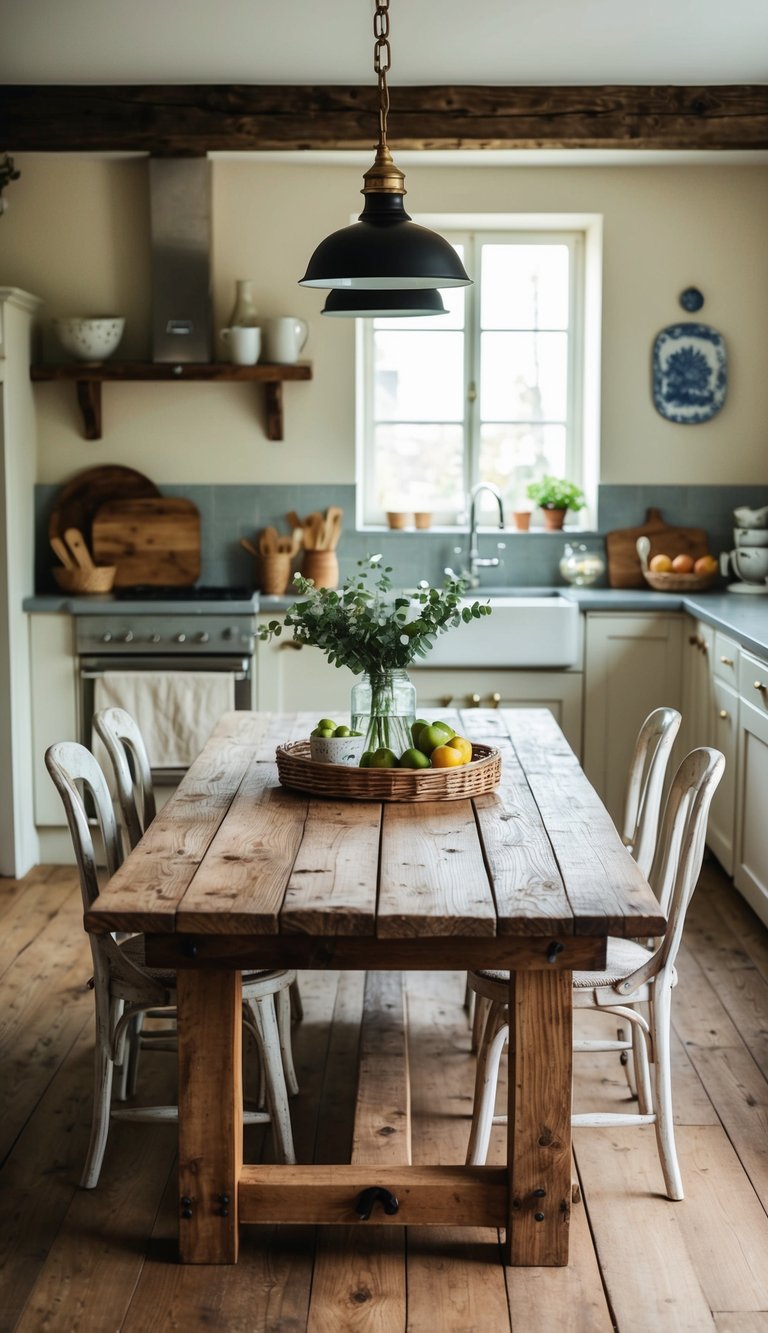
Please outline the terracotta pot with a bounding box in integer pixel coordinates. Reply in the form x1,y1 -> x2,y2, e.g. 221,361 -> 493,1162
512,510 -> 532,532
542,506 -> 567,531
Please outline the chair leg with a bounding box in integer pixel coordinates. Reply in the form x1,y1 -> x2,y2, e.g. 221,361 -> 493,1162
126,1011 -> 145,1099
276,984 -> 299,1096
617,1024 -> 638,1100
471,993 -> 490,1054
466,1001 -> 509,1166
289,976 -> 304,1024
81,1039 -> 115,1189
246,996 -> 296,1165
651,984 -> 684,1200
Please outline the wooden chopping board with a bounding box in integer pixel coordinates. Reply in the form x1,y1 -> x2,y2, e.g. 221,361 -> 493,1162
605,507 -> 709,588
48,466 -> 160,544
92,497 -> 201,587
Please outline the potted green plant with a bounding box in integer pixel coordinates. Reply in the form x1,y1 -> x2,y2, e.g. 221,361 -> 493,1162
258,556 -> 491,757
526,475 -> 586,531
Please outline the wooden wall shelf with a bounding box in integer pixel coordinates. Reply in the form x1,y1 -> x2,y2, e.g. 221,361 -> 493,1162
30,361 -> 313,442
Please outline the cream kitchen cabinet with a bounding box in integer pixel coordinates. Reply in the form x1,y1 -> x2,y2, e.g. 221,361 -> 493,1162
583,612 -> 683,827
255,624 -> 356,714
734,648 -> 768,928
681,617 -> 713,757
409,667 -> 583,755
29,614 -> 79,829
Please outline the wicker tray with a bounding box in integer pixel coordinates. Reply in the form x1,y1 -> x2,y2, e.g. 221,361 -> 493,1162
275,740 -> 501,802
643,570 -> 717,593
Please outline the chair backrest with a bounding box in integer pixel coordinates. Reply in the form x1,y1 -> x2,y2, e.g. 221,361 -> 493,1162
622,707 -> 682,878
45,741 -> 124,910
93,706 -> 156,850
618,746 -> 724,997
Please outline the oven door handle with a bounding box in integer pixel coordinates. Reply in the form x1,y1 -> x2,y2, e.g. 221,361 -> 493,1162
79,655 -> 251,679
80,669 -> 249,681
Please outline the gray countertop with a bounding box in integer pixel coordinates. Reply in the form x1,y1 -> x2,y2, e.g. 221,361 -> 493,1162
24,586 -> 768,661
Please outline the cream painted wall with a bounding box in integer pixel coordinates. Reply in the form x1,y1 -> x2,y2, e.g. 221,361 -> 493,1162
2,154 -> 767,487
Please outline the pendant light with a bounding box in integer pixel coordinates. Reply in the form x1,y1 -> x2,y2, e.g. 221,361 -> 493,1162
321,288 -> 447,318
299,0 -> 471,295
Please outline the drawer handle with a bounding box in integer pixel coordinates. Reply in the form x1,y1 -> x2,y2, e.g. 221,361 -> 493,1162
278,640 -> 304,651
720,656 -> 734,667
440,694 -> 454,708
719,709 -> 729,720
754,680 -> 766,693
468,693 -> 481,707
490,692 -> 502,709
699,640 -> 708,654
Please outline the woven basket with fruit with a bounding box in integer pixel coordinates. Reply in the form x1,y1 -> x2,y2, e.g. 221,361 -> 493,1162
637,537 -> 719,592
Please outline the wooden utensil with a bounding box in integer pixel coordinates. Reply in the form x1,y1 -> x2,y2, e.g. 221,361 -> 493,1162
324,505 -> 343,550
240,537 -> 260,559
303,512 -> 325,551
290,527 -> 303,556
64,527 -> 95,572
50,535 -> 75,569
286,510 -> 302,532
258,527 -> 279,556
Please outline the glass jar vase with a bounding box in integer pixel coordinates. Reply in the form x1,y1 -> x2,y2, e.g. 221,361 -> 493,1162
559,541 -> 606,587
351,669 -> 416,758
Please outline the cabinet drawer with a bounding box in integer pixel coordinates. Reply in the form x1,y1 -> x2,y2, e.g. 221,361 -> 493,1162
739,649 -> 768,714
713,631 -> 739,686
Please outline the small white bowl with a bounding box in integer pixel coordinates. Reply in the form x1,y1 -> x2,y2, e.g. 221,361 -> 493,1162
734,505 -> 768,529
734,527 -> 768,548
309,733 -> 366,766
53,316 -> 125,362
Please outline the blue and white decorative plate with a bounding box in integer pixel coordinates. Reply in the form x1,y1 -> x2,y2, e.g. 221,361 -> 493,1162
652,322 -> 727,424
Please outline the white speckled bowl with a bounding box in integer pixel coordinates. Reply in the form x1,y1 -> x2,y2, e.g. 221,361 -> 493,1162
53,316 -> 125,362
309,733 -> 366,766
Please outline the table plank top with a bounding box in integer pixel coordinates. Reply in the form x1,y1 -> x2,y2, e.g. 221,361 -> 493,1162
85,709 -> 666,942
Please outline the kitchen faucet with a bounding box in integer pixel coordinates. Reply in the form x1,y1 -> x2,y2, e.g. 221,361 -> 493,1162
463,482 -> 506,587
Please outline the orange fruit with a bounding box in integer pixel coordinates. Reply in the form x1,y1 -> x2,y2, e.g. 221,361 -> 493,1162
430,744 -> 464,768
649,553 -> 672,573
671,553 -> 695,574
447,735 -> 473,764
694,554 -> 718,576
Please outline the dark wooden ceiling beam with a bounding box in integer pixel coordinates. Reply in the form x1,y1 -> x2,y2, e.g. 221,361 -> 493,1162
3,84 -> 768,153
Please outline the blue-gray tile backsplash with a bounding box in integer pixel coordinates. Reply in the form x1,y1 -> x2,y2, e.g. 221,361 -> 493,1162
35,482 -> 768,593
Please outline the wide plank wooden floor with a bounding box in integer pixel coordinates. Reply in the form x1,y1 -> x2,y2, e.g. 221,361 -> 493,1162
1,856 -> 768,1331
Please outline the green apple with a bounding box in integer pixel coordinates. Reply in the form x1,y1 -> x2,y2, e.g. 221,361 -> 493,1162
368,748 -> 398,768
312,725 -> 336,738
317,718 -> 337,732
417,722 -> 456,756
411,717 -> 430,746
359,751 -> 375,767
333,725 -> 351,737
399,747 -> 431,769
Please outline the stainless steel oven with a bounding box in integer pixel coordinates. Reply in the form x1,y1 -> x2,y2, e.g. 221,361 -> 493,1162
76,603 -> 256,783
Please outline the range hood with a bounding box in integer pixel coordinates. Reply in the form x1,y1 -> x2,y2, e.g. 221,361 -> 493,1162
149,158 -> 212,363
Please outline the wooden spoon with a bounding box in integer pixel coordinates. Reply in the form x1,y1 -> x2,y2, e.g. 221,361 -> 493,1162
286,510 -> 302,532
303,513 -> 325,551
50,535 -> 75,569
64,527 -> 95,572
324,506 -> 344,550
240,537 -> 260,559
258,527 -> 279,556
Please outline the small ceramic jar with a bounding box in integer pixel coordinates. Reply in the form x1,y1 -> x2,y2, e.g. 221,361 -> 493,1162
309,733 -> 366,766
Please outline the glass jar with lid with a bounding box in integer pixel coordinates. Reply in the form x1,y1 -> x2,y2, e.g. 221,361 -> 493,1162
559,541 -> 606,587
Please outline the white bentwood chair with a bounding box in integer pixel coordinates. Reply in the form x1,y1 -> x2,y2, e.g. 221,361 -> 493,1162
93,704 -> 304,1044
46,739 -> 298,1188
465,746 -> 724,1201
468,705 -> 682,1058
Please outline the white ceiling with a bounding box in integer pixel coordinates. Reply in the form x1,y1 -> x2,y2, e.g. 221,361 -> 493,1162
3,0 -> 768,86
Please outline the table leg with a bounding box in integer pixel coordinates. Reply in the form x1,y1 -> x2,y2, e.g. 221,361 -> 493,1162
504,968 -> 572,1266
177,969 -> 243,1263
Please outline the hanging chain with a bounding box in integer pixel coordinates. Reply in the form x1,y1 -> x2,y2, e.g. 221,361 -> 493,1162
373,0 -> 391,146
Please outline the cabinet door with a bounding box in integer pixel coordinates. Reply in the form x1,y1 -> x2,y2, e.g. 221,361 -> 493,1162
256,628 -> 356,714
30,615 -> 78,826
707,677 -> 738,876
734,696 -> 768,929
681,617 -> 713,755
409,668 -> 583,755
583,613 -> 683,827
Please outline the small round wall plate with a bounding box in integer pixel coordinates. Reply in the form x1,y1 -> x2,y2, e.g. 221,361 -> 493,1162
679,287 -> 704,313
652,322 -> 726,424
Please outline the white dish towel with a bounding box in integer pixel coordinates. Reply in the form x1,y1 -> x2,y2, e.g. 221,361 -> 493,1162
93,670 -> 236,769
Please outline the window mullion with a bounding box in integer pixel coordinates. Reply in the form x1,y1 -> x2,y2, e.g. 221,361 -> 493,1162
464,234 -> 482,504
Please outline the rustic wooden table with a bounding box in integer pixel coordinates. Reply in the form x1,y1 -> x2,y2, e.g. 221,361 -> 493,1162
85,708 -> 665,1267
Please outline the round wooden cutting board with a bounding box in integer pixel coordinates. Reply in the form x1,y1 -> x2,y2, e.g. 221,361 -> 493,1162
48,466 -> 161,544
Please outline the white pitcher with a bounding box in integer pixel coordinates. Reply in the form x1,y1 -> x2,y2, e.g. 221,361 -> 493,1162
263,317 -> 309,364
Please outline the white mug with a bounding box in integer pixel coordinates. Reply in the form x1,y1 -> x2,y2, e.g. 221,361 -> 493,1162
220,325 -> 261,366
263,316 -> 308,364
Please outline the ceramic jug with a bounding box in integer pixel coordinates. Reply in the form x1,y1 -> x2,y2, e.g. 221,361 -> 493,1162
263,316 -> 309,364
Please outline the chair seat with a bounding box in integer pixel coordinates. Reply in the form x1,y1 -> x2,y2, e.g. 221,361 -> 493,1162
474,936 -> 653,992
118,936 -> 280,990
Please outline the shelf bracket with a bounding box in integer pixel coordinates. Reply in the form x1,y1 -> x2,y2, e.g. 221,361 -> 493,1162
76,379 -> 102,440
265,381 -> 284,442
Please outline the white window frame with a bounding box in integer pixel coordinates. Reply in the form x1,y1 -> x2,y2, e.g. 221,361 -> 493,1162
356,212 -> 602,529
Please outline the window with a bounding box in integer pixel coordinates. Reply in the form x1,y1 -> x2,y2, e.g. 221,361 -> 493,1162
358,222 -> 596,527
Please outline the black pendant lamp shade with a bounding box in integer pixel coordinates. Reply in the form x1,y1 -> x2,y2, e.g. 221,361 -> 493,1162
298,1 -> 472,300
321,287 -> 447,318
301,181 -> 471,291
